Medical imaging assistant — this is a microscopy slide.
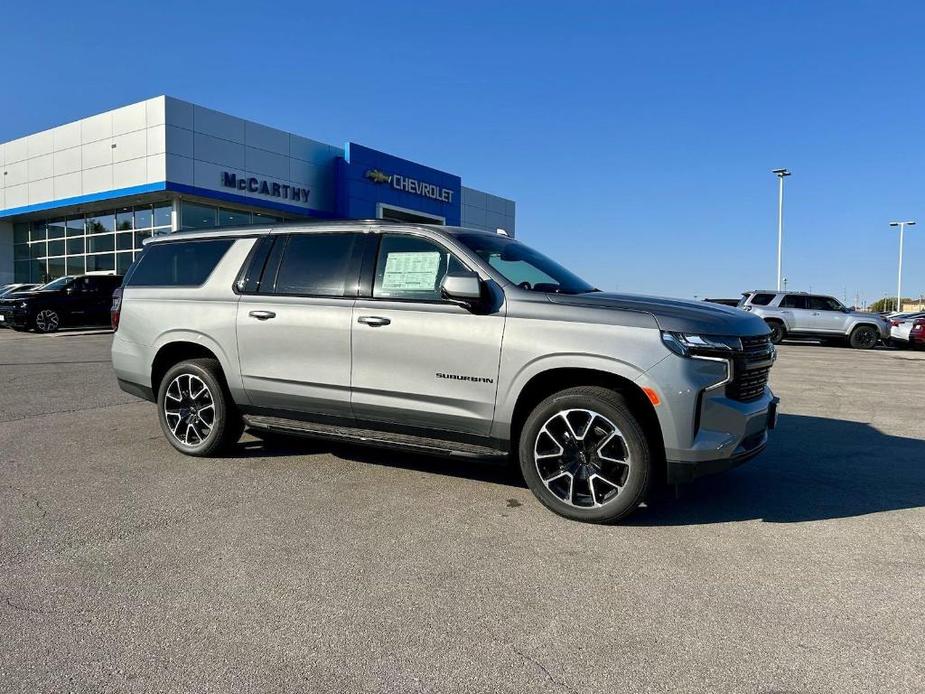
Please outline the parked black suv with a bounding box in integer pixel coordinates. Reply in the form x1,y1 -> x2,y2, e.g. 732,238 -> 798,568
0,274 -> 123,333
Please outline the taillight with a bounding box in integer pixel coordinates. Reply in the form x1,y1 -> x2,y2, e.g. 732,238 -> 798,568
110,292 -> 122,331
911,319 -> 925,334
890,320 -> 901,327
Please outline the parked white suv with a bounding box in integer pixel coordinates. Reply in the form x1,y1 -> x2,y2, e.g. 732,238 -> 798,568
739,291 -> 889,349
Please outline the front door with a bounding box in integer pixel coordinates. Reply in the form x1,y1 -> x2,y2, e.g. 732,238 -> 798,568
806,295 -> 846,332
350,233 -> 505,437
236,233 -> 363,418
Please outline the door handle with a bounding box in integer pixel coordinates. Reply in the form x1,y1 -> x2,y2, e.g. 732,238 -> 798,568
357,315 -> 391,327
248,310 -> 276,321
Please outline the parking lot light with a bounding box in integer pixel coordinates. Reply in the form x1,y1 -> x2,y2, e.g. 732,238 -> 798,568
772,169 -> 791,291
888,220 -> 916,312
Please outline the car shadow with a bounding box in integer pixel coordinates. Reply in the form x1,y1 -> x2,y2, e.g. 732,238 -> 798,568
631,413 -> 925,525
228,414 -> 925,524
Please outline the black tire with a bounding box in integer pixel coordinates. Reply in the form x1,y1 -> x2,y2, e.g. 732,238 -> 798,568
849,325 -> 879,350
519,386 -> 652,523
766,321 -> 785,344
33,309 -> 60,333
156,358 -> 243,456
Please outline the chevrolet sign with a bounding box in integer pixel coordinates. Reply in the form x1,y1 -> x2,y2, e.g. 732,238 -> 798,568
221,172 -> 310,202
365,169 -> 454,203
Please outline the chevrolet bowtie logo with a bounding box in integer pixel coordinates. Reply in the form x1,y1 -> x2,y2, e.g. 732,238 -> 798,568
365,169 -> 392,184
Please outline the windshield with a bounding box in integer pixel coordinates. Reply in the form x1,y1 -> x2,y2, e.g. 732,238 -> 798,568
456,234 -> 596,295
39,276 -> 74,291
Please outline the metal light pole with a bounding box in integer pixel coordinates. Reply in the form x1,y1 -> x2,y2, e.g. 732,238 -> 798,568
889,220 -> 916,312
772,169 -> 791,290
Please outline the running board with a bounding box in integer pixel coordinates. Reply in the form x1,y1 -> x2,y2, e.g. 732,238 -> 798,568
242,414 -> 508,460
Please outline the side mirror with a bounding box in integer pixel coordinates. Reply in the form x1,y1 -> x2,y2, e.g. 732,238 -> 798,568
65,286 -> 76,295
441,271 -> 482,307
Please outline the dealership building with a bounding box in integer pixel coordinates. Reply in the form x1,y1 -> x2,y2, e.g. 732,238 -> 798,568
0,96 -> 515,284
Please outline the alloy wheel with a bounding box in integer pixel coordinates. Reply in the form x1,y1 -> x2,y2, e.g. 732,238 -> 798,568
854,327 -> 877,349
35,310 -> 59,333
163,373 -> 216,446
533,409 -> 630,508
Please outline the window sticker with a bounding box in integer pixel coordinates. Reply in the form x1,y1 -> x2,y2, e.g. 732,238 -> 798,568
381,251 -> 441,291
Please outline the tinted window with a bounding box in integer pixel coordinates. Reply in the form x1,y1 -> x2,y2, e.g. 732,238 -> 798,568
274,234 -> 358,296
780,295 -> 808,309
809,296 -> 843,311
456,233 -> 595,294
750,293 -> 775,306
373,235 -> 466,301
127,239 -> 234,287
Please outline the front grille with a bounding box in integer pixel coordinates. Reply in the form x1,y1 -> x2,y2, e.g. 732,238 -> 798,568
726,334 -> 774,402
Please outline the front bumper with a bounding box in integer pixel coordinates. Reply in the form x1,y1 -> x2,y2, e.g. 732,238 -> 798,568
0,307 -> 30,328
637,351 -> 779,484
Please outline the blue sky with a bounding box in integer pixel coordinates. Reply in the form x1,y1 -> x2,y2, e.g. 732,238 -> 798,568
3,0 -> 924,302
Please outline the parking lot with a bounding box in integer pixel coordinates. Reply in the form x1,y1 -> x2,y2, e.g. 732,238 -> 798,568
1,329 -> 923,693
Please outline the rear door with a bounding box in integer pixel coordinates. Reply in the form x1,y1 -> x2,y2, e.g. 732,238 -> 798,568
778,294 -> 812,331
235,232 -> 364,418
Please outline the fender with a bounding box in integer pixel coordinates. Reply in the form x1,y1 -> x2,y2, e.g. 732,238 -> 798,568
491,352 -> 652,441
149,328 -> 247,402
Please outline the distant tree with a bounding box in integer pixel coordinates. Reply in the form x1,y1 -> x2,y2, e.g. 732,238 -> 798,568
869,297 -> 912,313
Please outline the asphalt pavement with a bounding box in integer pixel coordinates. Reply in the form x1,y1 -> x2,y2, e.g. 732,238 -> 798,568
1,329 -> 923,693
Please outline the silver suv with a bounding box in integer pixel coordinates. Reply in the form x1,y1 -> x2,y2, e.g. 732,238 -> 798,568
112,222 -> 779,523
740,290 -> 890,349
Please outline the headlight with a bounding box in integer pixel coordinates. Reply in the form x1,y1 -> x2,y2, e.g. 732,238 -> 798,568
661,332 -> 742,358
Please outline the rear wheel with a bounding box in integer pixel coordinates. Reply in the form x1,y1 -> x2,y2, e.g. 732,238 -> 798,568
519,386 -> 651,523
766,321 -> 785,344
157,358 -> 243,456
34,309 -> 60,333
849,325 -> 879,350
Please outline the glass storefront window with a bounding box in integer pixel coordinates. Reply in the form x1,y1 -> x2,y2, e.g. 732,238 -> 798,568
14,223 -> 29,244
181,202 -> 217,229
66,217 -> 85,236
116,252 -> 134,276
116,208 -> 134,231
116,232 -> 134,251
31,222 -> 47,242
154,202 -> 172,228
47,257 -> 66,280
66,256 -> 85,276
89,234 -> 115,253
87,254 -> 115,273
66,237 -> 85,256
134,205 -> 153,229
14,245 -> 30,261
87,212 -> 115,234
220,208 -> 252,226
48,240 -> 66,257
254,212 -> 281,224
134,229 -> 153,249
48,219 -> 66,239
30,242 -> 46,259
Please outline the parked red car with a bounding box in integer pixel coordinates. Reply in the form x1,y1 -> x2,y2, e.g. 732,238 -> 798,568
910,318 -> 925,347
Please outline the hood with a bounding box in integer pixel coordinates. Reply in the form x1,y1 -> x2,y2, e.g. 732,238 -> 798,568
546,292 -> 770,337
0,290 -> 59,303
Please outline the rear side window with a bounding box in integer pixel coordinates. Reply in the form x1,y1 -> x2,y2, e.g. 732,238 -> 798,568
780,295 -> 808,309
749,293 -> 775,306
127,239 -> 234,287
273,233 -> 359,297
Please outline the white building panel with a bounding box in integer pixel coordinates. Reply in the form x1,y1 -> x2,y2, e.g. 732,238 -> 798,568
193,132 -> 245,169
146,96 -> 167,127
193,105 -> 244,143
82,165 -> 113,195
112,101 -> 147,136
81,112 -> 112,145
29,178 -> 54,205
147,125 -> 166,156
81,139 -> 112,170
52,122 -> 82,151
146,154 -> 167,183
27,130 -> 54,158
245,146 -> 289,179
246,121 -> 289,155
5,184 -> 27,208
5,137 -> 28,165
113,158 -> 147,188
27,154 -> 53,182
112,130 -> 147,164
54,172 -> 82,199
4,160 -> 27,187
54,147 -> 82,176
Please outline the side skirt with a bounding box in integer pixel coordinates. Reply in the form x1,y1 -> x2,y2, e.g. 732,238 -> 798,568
242,413 -> 510,460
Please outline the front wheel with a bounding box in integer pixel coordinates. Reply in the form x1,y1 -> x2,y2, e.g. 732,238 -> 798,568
157,358 -> 243,456
849,325 -> 879,350
519,386 -> 652,523
34,309 -> 60,333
